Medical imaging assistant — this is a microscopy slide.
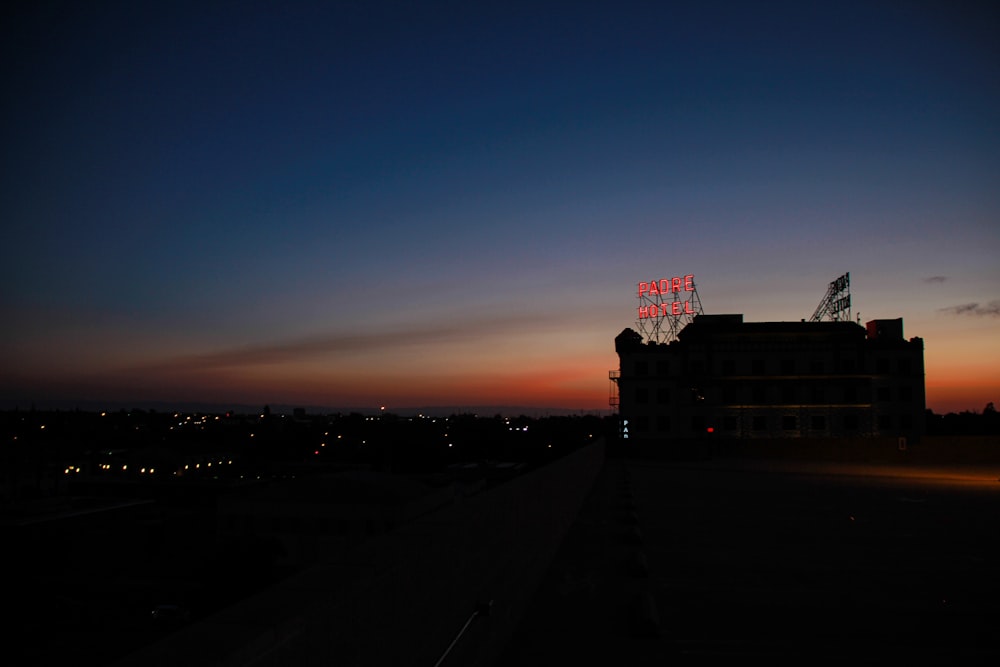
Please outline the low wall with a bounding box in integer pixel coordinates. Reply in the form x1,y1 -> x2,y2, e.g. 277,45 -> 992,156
909,435 -> 1000,464
111,439 -> 606,667
616,435 -> 1000,465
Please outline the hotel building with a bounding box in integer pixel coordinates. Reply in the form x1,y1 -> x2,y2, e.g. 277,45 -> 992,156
613,314 -> 925,444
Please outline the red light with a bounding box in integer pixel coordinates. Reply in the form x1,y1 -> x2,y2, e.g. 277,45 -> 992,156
706,427 -> 714,433
637,275 -> 698,319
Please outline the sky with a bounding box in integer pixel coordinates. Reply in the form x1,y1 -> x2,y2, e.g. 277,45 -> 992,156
1,0 -> 998,415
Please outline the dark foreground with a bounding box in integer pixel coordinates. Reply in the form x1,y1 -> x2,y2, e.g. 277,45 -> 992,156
498,458 -> 1000,665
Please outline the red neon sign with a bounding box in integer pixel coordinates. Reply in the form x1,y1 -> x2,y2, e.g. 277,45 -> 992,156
637,274 -> 696,319
638,301 -> 697,318
638,274 -> 694,298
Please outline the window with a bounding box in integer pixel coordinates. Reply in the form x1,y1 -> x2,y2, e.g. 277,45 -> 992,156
722,359 -> 736,375
877,358 -> 891,374
752,415 -> 768,431
635,361 -> 648,377
781,385 -> 795,403
723,416 -> 738,431
843,414 -> 859,431
898,386 -> 912,402
780,359 -> 795,374
782,416 -> 797,430
878,414 -> 892,430
656,415 -> 671,432
656,387 -> 671,404
810,359 -> 825,374
656,360 -> 670,376
876,386 -> 891,402
810,415 -> 826,431
635,387 -> 649,404
898,359 -> 911,375
752,359 -> 765,375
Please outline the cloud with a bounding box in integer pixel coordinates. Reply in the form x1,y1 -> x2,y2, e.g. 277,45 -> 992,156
924,276 -> 948,284
939,301 -> 1000,317
127,310 -> 591,374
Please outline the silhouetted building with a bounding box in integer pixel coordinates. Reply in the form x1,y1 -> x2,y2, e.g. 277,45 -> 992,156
614,314 -> 925,443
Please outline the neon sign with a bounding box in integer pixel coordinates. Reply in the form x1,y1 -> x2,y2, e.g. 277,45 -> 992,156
638,275 -> 695,297
637,274 -> 696,319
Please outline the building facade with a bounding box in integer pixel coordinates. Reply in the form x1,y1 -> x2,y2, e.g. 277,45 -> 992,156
613,314 -> 925,443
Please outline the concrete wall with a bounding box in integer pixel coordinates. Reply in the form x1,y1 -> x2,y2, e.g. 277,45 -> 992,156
909,435 -> 1000,464
110,439 -> 605,667
618,434 -> 1000,465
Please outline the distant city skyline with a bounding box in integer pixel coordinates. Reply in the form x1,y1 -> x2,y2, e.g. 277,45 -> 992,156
2,1 -> 998,415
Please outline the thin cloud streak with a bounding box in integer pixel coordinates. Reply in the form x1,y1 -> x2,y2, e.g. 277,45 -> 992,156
924,276 -> 948,284
126,311 -> 599,374
939,301 -> 1000,317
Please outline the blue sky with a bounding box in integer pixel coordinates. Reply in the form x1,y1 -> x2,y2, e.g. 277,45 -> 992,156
2,1 -> 998,413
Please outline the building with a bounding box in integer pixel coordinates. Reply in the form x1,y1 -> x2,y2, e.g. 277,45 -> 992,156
613,314 -> 925,444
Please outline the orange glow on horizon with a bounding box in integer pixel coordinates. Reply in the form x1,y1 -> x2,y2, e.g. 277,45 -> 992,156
8,326 -> 996,415
925,353 -> 1000,414
926,378 -> 999,415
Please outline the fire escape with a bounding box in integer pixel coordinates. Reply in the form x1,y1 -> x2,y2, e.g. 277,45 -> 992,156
608,370 -> 620,411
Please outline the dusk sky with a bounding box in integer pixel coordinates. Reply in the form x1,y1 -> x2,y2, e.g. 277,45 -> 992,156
2,1 -> 997,414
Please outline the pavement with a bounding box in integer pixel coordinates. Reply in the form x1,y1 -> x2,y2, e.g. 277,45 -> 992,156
495,456 -> 1000,665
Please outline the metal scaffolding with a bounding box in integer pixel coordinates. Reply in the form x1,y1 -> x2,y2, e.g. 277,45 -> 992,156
635,277 -> 704,344
810,272 -> 852,322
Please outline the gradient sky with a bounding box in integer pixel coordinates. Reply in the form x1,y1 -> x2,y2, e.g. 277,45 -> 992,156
2,1 -> 998,414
